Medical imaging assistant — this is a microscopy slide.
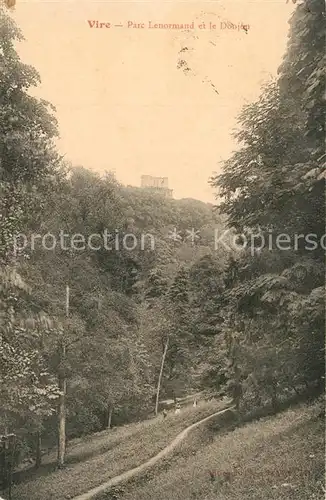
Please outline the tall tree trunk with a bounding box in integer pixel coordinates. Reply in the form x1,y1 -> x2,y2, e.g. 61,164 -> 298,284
155,336 -> 169,416
57,365 -> 66,468
271,379 -> 278,413
104,405 -> 113,429
107,407 -> 113,430
58,285 -> 69,469
35,431 -> 42,469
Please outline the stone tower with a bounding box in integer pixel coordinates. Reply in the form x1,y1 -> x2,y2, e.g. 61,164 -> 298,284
140,175 -> 173,198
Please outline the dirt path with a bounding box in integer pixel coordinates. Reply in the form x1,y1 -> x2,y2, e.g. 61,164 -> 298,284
72,405 -> 235,500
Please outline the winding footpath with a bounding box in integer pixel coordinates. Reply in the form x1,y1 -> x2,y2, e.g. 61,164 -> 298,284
72,405 -> 235,500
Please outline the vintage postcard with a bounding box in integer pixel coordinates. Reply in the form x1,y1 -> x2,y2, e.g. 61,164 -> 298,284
0,0 -> 324,499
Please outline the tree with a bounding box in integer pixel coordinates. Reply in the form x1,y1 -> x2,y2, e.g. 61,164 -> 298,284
190,255 -> 225,338
209,0 -> 325,409
0,8 -> 64,478
279,0 -> 325,161
0,267 -> 60,485
0,7 -> 61,262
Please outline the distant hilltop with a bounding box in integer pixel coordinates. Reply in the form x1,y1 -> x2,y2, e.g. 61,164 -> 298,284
141,175 -> 173,198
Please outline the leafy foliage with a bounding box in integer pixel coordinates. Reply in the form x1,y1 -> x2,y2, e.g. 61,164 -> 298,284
208,0 -> 325,410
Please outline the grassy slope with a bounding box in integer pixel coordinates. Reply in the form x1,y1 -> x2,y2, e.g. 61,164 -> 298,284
10,400 -> 227,500
117,403 -> 325,500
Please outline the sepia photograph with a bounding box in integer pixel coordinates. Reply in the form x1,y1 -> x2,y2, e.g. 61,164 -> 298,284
0,0 -> 325,498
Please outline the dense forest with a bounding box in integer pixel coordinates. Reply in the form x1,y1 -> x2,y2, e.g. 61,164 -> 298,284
0,0 -> 324,491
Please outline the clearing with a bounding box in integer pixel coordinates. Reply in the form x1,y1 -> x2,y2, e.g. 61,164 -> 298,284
115,402 -> 325,500
9,399 -> 228,500
6,400 -> 324,500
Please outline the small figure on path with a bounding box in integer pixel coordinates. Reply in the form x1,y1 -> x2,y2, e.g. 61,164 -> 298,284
193,398 -> 197,408
175,402 -> 181,415
163,409 -> 167,419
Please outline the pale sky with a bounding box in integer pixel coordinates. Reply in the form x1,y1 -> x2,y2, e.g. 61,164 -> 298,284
13,0 -> 294,202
